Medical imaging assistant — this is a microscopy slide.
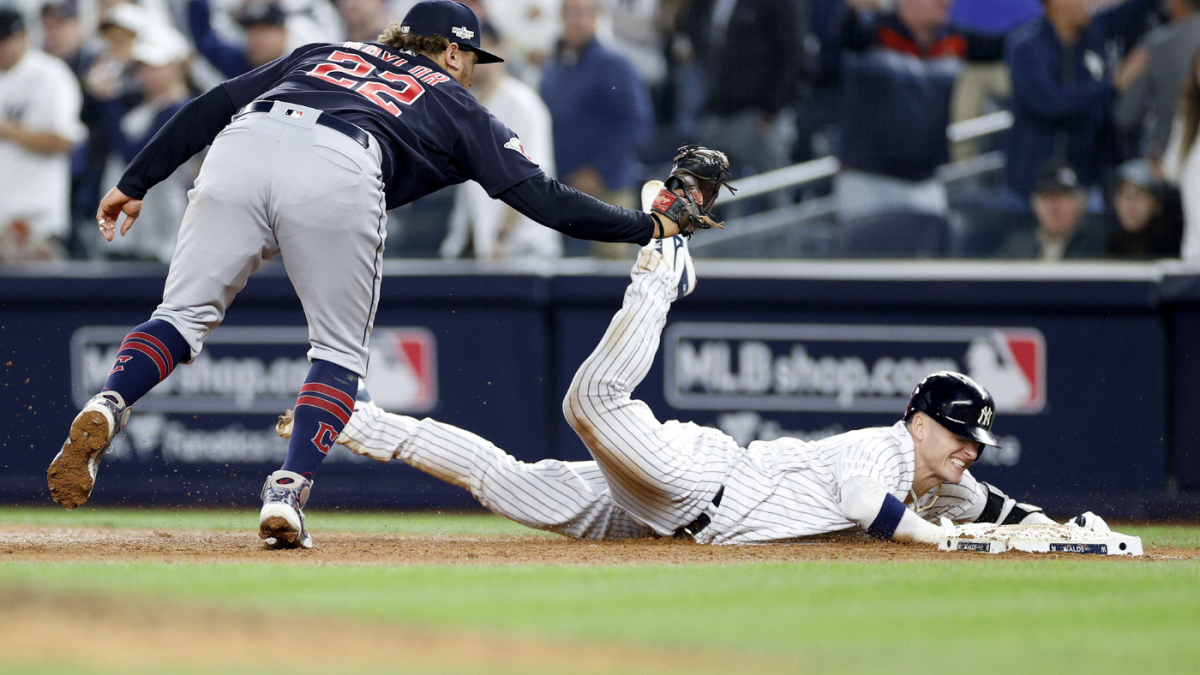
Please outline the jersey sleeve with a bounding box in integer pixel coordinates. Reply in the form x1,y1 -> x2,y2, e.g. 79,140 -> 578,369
454,105 -> 545,198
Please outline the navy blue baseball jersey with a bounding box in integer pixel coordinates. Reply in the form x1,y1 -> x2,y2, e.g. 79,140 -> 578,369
223,41 -> 542,209
116,41 -> 654,245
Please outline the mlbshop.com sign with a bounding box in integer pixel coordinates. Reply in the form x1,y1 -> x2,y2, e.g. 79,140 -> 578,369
663,323 -> 1046,414
71,326 -> 438,414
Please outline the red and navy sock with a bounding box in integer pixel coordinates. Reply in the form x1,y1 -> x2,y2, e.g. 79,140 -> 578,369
281,360 -> 358,480
102,319 -> 191,405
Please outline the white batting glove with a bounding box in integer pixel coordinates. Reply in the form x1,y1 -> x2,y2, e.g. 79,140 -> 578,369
1064,512 -> 1111,533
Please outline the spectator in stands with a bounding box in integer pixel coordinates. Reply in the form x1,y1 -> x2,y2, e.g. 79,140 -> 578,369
1000,165 -> 1108,260
188,0 -> 332,78
1116,0 -> 1200,160
40,0 -> 107,255
1002,0 -> 1158,202
693,0 -> 801,203
836,0 -> 1005,221
442,24 -> 560,260
946,0 -> 1042,161
1106,159 -> 1184,258
336,0 -> 390,43
540,0 -> 652,256
85,3 -> 146,104
101,29 -> 196,262
237,2 -> 290,69
488,0 -> 561,83
1163,46 -> 1200,262
0,7 -> 86,262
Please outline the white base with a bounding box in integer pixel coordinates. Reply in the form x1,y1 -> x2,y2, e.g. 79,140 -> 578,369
939,523 -> 1143,556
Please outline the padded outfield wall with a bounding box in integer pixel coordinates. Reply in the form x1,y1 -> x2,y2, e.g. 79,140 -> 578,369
0,259 -> 1194,516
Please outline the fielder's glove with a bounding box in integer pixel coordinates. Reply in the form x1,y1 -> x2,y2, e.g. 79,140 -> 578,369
649,145 -> 735,238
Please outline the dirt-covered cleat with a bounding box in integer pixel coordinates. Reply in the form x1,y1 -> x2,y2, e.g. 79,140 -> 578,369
47,392 -> 131,510
259,470 -> 313,550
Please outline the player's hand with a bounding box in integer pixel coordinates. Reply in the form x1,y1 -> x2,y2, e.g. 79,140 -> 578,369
96,186 -> 142,241
1064,512 -> 1111,533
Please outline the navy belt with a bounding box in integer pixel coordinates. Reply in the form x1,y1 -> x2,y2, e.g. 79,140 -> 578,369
675,486 -> 724,539
242,100 -> 371,150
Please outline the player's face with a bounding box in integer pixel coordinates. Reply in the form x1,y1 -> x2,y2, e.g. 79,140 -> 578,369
448,45 -> 477,89
913,413 -> 979,485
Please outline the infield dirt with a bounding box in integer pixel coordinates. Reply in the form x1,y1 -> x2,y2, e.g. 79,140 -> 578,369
1,526 -> 1196,564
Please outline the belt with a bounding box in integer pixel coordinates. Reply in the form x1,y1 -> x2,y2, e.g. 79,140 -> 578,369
675,486 -> 724,539
241,100 -> 371,150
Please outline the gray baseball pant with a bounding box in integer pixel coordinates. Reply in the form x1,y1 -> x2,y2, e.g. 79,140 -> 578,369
152,101 -> 387,376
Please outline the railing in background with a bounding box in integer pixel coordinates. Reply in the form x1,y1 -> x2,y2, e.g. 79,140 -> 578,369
698,111 -> 1016,250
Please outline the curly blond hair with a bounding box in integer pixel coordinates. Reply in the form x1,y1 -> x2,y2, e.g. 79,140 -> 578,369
377,21 -> 451,57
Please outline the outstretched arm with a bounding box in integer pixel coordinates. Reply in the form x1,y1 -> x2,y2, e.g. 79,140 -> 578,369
499,174 -> 675,244
840,475 -> 947,544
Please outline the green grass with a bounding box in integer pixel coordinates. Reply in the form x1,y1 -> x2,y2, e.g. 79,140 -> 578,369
3,507 -> 1200,674
2,559 -> 1198,674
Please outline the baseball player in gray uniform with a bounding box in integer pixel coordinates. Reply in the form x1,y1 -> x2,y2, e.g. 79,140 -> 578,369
282,233 -> 1096,544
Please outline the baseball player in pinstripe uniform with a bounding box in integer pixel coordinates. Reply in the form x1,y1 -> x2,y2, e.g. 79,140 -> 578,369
281,232 -> 1094,545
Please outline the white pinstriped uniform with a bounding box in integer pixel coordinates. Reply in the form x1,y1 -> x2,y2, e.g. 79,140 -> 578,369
339,242 -> 988,543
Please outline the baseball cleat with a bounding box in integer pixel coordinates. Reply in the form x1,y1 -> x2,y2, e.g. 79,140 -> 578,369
259,470 -> 313,550
637,234 -> 696,302
47,391 -> 131,510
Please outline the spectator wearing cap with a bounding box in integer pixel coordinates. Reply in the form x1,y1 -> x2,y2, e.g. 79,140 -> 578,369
442,23 -> 559,260
539,0 -> 652,256
836,0 -> 1005,221
85,3 -> 148,103
999,165 -> 1108,260
1115,0 -> 1200,159
100,28 -> 196,262
1107,159 -> 1184,258
1002,0 -> 1159,202
0,7 -> 86,261
238,2 -> 290,68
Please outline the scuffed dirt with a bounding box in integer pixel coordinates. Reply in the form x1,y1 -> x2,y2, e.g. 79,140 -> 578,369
0,587 -> 774,675
1,526 -> 1195,564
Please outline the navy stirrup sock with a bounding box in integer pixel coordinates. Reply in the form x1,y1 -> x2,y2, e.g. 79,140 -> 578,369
281,361 -> 359,479
102,319 -> 191,405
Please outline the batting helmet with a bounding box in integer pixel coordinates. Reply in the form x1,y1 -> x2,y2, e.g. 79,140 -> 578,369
903,371 -> 998,447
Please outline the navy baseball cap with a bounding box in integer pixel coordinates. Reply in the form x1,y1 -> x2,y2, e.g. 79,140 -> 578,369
401,0 -> 503,64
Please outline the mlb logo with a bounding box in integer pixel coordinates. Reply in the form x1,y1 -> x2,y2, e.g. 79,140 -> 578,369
504,137 -> 533,161
965,330 -> 1046,413
365,328 -> 438,412
285,108 -> 305,118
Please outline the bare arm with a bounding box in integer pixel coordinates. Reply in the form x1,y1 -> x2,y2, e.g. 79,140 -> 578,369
0,121 -> 76,154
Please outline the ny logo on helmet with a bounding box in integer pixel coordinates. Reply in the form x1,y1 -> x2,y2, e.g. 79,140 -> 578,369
978,406 -> 994,427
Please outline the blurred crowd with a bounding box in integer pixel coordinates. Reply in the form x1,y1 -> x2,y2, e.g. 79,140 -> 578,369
1,0 -> 1198,262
